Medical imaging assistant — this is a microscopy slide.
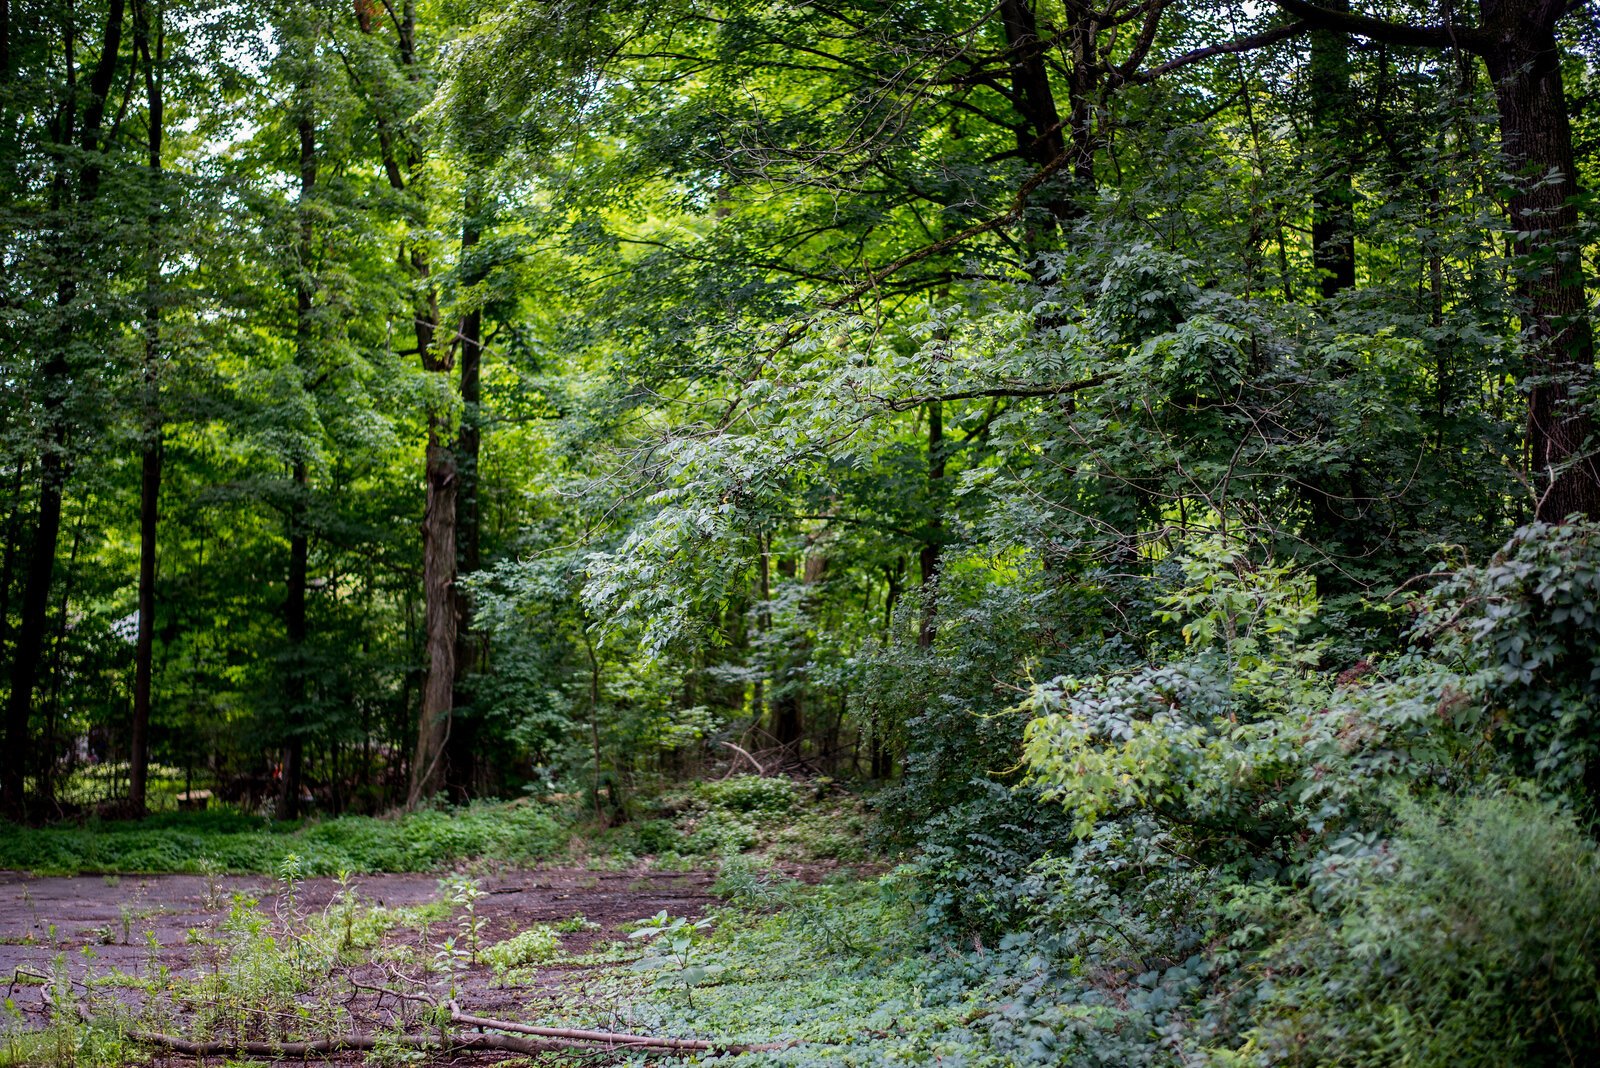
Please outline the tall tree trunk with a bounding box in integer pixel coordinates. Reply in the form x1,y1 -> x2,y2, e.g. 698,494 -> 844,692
3,0 -> 125,816
1309,2 -> 1356,297
407,255 -> 455,809
753,532 -> 770,723
282,460 -> 308,819
919,401 -> 944,649
352,0 -> 458,808
281,109 -> 317,821
129,0 -> 164,816
1480,12 -> 1598,521
410,411 -> 456,807
770,553 -> 802,746
2,432 -> 64,813
446,187 -> 484,794
998,0 -> 1066,169
0,460 -> 22,669
997,0 -> 1076,226
1276,0 -> 1599,519
41,501 -> 87,807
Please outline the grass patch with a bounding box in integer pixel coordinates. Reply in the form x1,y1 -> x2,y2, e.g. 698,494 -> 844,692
0,800 -> 565,876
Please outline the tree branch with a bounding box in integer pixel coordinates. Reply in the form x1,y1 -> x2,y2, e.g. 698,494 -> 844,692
1128,21 -> 1311,83
830,137 -> 1076,309
1268,0 -> 1486,52
877,375 -> 1112,412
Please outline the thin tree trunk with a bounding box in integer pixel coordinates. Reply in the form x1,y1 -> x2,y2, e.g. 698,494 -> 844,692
0,460 -> 23,666
447,186 -> 484,795
771,552 -> 802,747
129,0 -> 164,816
919,401 -> 944,649
41,501 -> 87,807
754,532 -> 770,722
3,0 -> 126,817
281,106 -> 317,822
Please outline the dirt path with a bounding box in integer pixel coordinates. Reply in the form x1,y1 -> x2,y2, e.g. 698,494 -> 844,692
1,867 -> 719,1061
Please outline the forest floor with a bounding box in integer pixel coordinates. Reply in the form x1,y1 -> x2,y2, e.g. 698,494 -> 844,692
0,866 -> 741,1064
0,782 -> 881,1064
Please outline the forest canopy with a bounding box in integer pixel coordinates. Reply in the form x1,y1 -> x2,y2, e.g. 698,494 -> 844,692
4,0 -> 1600,1060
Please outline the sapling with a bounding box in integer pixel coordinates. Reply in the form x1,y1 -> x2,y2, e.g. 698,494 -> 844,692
444,876 -> 488,965
629,911 -> 722,1007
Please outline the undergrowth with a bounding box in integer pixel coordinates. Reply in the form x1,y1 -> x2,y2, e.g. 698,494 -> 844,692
0,776 -> 869,877
0,800 -> 565,875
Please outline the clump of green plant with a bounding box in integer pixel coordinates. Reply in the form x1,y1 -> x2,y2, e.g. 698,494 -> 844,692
553,913 -> 599,933
629,911 -> 721,1006
484,926 -> 562,974
1233,791 -> 1600,1068
443,876 -> 488,965
694,776 -> 796,814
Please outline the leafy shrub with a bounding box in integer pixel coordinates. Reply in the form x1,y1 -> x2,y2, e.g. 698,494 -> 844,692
1423,521 -> 1600,803
1234,792 -> 1600,1067
682,810 -> 760,855
624,819 -> 684,855
694,775 -> 797,814
484,926 -> 562,972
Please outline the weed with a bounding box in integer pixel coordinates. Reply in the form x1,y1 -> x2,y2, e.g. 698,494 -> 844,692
628,911 -> 721,1007
484,926 -> 562,974
437,876 -> 484,966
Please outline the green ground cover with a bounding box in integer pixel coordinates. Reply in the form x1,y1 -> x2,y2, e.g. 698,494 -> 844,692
0,801 -> 566,876
0,777 -> 870,876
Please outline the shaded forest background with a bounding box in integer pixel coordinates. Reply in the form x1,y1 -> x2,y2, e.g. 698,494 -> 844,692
3,0 -> 1600,840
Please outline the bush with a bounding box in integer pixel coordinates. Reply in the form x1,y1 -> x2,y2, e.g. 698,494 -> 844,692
485,925 -> 562,972
624,819 -> 685,855
1424,521 -> 1600,804
1235,792 -> 1600,1067
694,775 -> 797,814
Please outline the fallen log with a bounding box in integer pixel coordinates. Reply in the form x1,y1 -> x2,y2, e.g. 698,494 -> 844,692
125,1006 -> 795,1060
448,1004 -> 791,1053
127,1029 -> 574,1058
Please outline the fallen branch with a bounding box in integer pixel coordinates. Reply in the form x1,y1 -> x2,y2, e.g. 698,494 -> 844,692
720,740 -> 766,776
125,1006 -> 793,1060
450,1002 -> 792,1053
127,1029 -> 574,1058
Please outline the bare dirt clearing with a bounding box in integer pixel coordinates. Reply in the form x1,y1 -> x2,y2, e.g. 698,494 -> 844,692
2,867 -> 720,1064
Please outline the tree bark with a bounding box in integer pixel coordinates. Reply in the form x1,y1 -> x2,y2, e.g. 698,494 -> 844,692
1309,1 -> 1356,298
350,0 -> 458,808
446,186 -> 485,794
997,0 -> 1078,225
3,0 -> 126,817
129,0 -> 164,817
919,401 -> 944,649
1480,10 -> 1598,521
281,107 -> 317,821
410,402 -> 457,807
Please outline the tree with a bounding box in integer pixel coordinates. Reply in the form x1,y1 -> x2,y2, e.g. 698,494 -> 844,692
1274,0 -> 1599,520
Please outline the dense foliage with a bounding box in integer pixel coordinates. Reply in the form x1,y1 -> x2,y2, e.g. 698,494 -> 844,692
4,0 -> 1600,1062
